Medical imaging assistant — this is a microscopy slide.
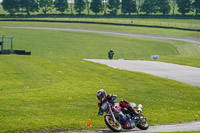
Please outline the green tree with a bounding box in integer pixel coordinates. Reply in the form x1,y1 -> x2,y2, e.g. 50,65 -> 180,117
177,0 -> 191,15
74,0 -> 86,15
90,0 -> 102,15
193,0 -> 200,15
171,0 -> 177,16
102,0 -> 108,15
39,0 -> 53,14
69,0 -> 73,14
121,0 -> 136,15
136,0 -> 142,15
141,0 -> 158,14
1,0 -> 19,15
107,0 -> 120,15
86,0 -> 90,15
19,0 -> 39,15
157,0 -> 170,15
54,0 -> 68,14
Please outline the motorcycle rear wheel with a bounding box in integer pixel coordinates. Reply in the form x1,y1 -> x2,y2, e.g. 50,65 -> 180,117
104,115 -> 122,132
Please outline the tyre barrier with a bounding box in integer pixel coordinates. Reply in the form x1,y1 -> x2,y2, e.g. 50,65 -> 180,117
0,50 -> 31,55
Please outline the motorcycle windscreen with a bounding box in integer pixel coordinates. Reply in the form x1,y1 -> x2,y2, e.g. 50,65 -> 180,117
130,103 -> 136,108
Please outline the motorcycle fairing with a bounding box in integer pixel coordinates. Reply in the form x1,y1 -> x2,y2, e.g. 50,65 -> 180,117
130,103 -> 136,108
119,100 -> 136,109
124,120 -> 135,129
113,103 -> 121,113
101,102 -> 109,112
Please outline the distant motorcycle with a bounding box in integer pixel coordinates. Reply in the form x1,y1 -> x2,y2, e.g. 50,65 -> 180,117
100,100 -> 149,132
108,49 -> 114,59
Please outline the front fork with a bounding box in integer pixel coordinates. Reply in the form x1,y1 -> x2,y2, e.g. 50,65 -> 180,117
135,104 -> 145,124
108,104 -> 117,123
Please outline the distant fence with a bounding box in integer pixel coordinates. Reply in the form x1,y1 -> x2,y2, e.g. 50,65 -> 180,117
1,13 -> 200,31
0,35 -> 13,54
0,14 -> 200,19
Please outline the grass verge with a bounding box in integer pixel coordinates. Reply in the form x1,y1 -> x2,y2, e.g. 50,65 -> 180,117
0,55 -> 199,132
0,21 -> 200,38
0,23 -> 199,132
1,27 -> 200,67
1,17 -> 200,31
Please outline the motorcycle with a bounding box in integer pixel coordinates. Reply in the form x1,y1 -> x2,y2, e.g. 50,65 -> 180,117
100,100 -> 149,132
108,50 -> 114,59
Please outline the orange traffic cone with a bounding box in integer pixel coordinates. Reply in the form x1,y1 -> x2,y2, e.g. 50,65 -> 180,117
87,119 -> 91,126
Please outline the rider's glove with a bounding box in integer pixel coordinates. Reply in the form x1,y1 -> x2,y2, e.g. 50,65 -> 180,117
98,110 -> 103,116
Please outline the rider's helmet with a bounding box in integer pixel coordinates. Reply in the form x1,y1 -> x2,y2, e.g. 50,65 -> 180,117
97,89 -> 106,102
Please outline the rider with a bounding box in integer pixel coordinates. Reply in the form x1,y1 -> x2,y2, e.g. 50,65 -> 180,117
97,89 -> 117,115
97,89 -> 138,129
108,49 -> 114,59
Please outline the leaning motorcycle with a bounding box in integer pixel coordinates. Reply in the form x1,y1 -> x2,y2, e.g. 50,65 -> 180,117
101,100 -> 149,132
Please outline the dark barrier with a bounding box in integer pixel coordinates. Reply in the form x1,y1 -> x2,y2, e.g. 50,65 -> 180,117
0,50 -> 11,54
14,50 -> 26,55
0,50 -> 31,55
25,51 -> 31,55
14,50 -> 31,55
0,19 -> 199,32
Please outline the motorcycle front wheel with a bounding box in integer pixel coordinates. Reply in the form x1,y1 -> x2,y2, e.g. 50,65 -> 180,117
104,115 -> 122,132
136,114 -> 149,130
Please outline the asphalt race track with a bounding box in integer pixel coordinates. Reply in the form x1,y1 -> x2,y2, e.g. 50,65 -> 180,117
1,26 -> 200,46
92,121 -> 200,133
85,59 -> 200,87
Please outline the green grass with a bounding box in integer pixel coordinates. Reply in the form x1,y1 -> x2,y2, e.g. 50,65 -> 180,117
0,55 -> 199,132
0,21 -> 200,39
0,22 -> 200,132
161,55 -> 200,68
1,25 -> 200,67
1,17 -> 200,30
1,27 -> 200,67
32,18 -> 200,30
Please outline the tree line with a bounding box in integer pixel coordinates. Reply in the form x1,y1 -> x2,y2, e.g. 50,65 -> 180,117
1,0 -> 200,16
